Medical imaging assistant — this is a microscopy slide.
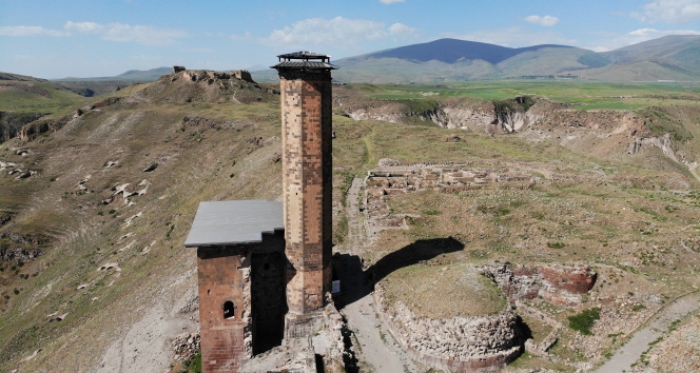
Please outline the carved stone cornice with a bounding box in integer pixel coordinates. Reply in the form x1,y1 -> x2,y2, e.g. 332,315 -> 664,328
276,69 -> 332,81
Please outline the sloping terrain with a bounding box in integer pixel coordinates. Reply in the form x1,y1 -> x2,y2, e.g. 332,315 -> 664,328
0,70 -> 281,372
0,78 -> 88,114
0,74 -> 89,144
1,74 -> 700,372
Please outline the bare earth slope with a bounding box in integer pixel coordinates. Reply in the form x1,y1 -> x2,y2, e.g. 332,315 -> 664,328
2,77 -> 700,372
0,71 -> 281,372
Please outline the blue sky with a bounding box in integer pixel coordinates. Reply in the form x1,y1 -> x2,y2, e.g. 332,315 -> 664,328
1,0 -> 699,79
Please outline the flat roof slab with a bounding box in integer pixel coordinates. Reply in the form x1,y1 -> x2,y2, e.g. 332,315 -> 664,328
184,199 -> 283,247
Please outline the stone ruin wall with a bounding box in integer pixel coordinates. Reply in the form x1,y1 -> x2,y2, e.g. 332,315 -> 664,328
364,164 -> 535,227
482,263 -> 597,308
175,68 -> 254,83
373,285 -> 522,372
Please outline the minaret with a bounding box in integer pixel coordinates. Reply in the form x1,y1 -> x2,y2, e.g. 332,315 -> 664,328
272,52 -> 336,320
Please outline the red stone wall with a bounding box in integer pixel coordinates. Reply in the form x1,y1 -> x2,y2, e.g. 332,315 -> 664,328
196,233 -> 286,373
280,76 -> 332,315
540,266 -> 596,294
198,246 -> 251,373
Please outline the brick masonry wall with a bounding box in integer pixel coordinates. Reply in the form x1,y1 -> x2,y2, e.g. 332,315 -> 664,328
280,75 -> 333,315
198,246 -> 251,373
197,233 -> 286,373
250,232 -> 287,354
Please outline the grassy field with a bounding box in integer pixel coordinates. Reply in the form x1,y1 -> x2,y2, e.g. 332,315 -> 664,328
358,80 -> 700,110
0,81 -> 89,115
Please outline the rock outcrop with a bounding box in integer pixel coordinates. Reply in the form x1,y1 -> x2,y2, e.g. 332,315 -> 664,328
0,112 -> 44,143
627,133 -> 679,162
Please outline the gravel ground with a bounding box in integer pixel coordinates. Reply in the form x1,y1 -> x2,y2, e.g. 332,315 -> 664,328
594,292 -> 700,373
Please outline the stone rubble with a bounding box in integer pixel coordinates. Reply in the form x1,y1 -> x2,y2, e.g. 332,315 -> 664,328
172,331 -> 200,362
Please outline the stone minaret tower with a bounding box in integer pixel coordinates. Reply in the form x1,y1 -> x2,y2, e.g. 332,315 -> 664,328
273,52 -> 336,325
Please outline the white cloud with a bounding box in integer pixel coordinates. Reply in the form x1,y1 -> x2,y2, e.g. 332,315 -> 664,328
629,27 -> 700,40
524,15 -> 560,27
380,0 -> 405,4
643,0 -> 700,24
264,17 -> 418,49
65,21 -> 104,33
65,21 -> 187,46
445,27 -> 575,48
0,26 -> 68,37
388,23 -> 419,39
584,28 -> 700,51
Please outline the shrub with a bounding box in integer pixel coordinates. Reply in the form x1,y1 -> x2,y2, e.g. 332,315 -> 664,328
183,352 -> 202,373
568,307 -> 601,335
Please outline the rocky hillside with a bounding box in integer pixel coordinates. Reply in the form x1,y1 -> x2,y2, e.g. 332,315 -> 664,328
2,74 -> 700,372
333,86 -> 700,183
0,69 -> 282,372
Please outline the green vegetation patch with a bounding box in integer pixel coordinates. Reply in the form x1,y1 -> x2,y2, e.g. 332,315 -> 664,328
639,106 -> 694,142
568,307 -> 601,335
397,98 -> 441,115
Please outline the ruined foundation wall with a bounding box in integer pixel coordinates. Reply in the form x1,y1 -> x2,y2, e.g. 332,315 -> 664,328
373,285 -> 522,372
280,75 -> 333,315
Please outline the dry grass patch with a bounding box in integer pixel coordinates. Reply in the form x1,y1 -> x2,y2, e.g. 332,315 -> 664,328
381,263 -> 507,319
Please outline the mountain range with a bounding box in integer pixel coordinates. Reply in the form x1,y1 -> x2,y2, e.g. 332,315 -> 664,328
252,35 -> 700,83
55,67 -> 173,82
25,35 -> 700,84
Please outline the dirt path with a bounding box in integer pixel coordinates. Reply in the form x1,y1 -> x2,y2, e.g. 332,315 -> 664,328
337,177 -> 421,373
345,177 -> 367,252
593,292 -> 700,373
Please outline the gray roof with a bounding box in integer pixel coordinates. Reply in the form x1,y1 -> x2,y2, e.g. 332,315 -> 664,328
272,50 -> 337,71
271,61 -> 337,70
184,200 -> 284,247
277,51 -> 330,60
